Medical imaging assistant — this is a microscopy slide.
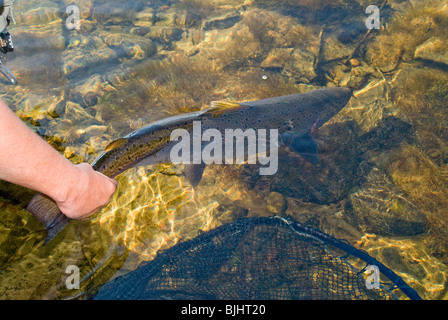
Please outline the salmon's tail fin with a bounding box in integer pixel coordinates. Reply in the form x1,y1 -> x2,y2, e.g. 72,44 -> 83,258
26,193 -> 71,245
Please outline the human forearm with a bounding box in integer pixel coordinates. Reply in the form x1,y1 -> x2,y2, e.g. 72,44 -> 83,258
0,99 -> 78,202
0,99 -> 116,219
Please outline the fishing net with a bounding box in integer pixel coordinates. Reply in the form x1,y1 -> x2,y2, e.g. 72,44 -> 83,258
92,216 -> 421,300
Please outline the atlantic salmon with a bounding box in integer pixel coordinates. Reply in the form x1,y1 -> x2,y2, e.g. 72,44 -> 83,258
26,87 -> 352,244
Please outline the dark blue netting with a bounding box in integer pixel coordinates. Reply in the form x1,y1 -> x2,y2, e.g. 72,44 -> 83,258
93,216 -> 421,300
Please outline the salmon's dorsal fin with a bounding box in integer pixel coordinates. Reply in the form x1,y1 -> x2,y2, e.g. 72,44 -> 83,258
208,101 -> 242,117
105,138 -> 127,152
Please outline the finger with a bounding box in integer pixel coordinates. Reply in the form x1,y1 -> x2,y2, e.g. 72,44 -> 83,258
79,204 -> 108,221
96,170 -> 118,188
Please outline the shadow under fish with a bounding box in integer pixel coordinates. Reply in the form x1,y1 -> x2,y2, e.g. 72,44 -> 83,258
26,87 -> 352,245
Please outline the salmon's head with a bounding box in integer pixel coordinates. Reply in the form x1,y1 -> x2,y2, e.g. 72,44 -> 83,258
92,113 -> 199,177
314,87 -> 352,129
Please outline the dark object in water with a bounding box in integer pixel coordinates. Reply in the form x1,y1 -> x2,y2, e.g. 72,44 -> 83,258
92,216 -> 422,300
0,50 -> 17,85
0,31 -> 13,53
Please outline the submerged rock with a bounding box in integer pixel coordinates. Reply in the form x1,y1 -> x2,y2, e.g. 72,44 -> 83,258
342,79 -> 391,132
12,22 -> 65,55
345,165 -> 429,236
146,26 -> 184,42
341,74 -> 409,134
346,66 -> 379,90
14,4 -> 60,25
283,48 -> 317,83
92,0 -> 141,25
61,36 -> 118,77
156,7 -> 203,28
266,191 -> 286,214
7,51 -> 64,87
104,33 -> 157,60
133,6 -> 156,28
321,27 -> 355,62
414,37 -> 448,66
260,48 -> 293,69
64,101 -> 95,123
202,9 -> 241,31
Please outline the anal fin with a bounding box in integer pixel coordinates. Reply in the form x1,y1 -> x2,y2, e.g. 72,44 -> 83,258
183,163 -> 206,187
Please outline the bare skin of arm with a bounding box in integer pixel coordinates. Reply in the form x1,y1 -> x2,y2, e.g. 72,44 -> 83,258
0,99 -> 117,219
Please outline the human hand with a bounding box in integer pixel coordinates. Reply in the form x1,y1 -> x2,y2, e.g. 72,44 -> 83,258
56,163 -> 117,220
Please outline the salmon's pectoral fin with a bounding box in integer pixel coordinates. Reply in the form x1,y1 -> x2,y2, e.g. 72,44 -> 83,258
26,193 -> 71,245
281,132 -> 319,165
183,163 -> 206,188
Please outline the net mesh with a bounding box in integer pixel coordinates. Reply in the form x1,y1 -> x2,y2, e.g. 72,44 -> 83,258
93,217 -> 419,300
